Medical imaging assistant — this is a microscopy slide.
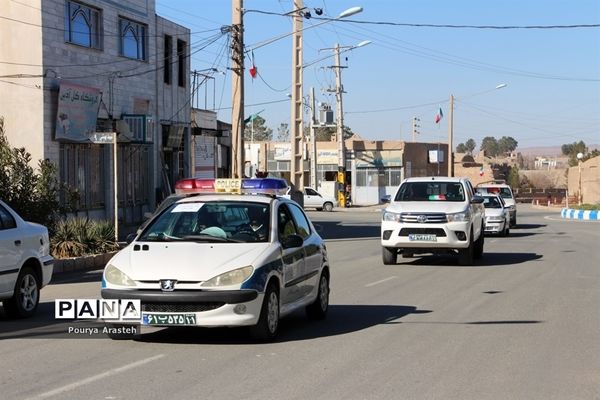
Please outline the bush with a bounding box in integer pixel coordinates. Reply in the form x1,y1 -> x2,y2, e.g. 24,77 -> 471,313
576,204 -> 600,211
0,117 -> 68,228
51,218 -> 119,259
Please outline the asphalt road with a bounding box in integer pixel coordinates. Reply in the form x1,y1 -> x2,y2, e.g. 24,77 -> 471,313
1,205 -> 599,400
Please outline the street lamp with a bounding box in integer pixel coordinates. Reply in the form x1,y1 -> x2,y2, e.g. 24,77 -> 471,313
448,83 -> 507,176
577,152 -> 584,205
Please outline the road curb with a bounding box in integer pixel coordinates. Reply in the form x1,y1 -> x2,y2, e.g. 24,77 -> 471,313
53,251 -> 118,274
560,208 -> 600,221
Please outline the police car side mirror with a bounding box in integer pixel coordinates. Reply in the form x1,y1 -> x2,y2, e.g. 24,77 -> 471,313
282,234 -> 303,249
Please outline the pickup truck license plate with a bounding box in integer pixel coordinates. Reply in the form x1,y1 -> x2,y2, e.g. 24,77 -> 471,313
408,234 -> 437,242
142,313 -> 196,326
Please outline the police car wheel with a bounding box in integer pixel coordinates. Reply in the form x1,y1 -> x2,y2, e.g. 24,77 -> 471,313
3,267 -> 40,319
250,283 -> 280,341
306,271 -> 329,320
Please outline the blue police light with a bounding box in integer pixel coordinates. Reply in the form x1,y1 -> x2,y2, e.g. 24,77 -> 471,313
241,178 -> 289,195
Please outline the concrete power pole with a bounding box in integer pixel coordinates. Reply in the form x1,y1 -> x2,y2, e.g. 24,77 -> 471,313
411,117 -> 420,142
333,43 -> 347,207
448,94 -> 454,177
290,0 -> 304,189
310,86 -> 317,189
231,0 -> 244,178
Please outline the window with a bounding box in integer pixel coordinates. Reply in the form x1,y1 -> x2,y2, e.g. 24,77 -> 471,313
64,1 -> 102,48
288,204 -> 311,239
177,39 -> 186,87
120,18 -> 147,60
305,188 -> 319,196
277,205 -> 296,242
60,144 -> 106,210
394,182 -> 465,202
164,35 -> 172,84
122,114 -> 152,142
0,204 -> 17,230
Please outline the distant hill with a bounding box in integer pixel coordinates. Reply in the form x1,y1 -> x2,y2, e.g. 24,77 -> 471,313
517,144 -> 600,157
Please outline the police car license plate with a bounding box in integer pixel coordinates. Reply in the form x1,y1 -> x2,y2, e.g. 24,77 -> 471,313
408,234 -> 437,242
143,313 -> 196,326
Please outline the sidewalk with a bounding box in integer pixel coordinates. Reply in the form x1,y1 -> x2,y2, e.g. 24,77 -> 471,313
335,204 -> 385,212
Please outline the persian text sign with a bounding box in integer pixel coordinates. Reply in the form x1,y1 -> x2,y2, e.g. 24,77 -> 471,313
55,82 -> 101,141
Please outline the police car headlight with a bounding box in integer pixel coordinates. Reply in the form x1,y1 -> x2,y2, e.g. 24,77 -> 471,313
202,266 -> 254,287
383,211 -> 401,222
105,264 -> 135,287
447,210 -> 471,222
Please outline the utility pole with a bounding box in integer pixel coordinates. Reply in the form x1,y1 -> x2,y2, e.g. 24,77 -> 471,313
310,87 -> 317,189
411,117 -> 420,142
448,94 -> 454,177
333,43 -> 347,207
231,0 -> 244,178
290,0 -> 304,190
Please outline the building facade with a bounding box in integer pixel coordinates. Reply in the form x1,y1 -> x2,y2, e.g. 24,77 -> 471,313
0,0 -> 190,228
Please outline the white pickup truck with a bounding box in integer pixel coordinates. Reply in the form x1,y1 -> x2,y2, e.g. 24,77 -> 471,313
381,177 -> 485,266
285,187 -> 337,212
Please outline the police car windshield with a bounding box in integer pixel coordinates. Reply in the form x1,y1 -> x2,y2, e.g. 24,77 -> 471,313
139,201 -> 270,243
395,182 -> 465,202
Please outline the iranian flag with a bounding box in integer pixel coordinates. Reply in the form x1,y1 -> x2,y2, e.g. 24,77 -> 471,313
435,107 -> 444,124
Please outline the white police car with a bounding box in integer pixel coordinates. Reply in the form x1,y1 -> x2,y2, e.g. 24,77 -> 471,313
101,178 -> 330,341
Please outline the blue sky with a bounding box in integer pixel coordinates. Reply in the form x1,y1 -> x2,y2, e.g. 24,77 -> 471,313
156,0 -> 600,149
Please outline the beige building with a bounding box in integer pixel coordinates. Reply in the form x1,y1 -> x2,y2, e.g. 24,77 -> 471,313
245,139 -> 449,205
0,0 -> 190,227
568,156 -> 600,205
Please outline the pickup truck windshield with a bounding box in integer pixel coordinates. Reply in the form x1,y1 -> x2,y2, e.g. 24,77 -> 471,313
395,182 -> 465,202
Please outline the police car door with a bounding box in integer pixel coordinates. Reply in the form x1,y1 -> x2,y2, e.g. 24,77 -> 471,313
287,203 -> 320,300
277,204 -> 305,305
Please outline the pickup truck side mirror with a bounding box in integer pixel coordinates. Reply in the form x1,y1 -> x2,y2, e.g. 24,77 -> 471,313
381,195 -> 391,203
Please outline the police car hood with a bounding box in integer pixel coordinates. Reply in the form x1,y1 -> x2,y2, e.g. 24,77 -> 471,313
113,242 -> 272,281
484,207 -> 504,218
386,201 -> 468,214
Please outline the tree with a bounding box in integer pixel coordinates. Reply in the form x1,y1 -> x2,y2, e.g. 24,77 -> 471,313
314,125 -> 354,142
456,143 -> 468,153
498,136 -> 518,155
480,136 -> 499,157
561,140 -> 589,166
507,165 -> 520,189
243,115 -> 272,141
465,138 -> 476,154
275,123 -> 289,142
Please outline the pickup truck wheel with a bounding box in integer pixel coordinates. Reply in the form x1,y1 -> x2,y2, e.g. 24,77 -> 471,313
504,225 -> 510,237
323,202 -> 334,212
458,234 -> 475,266
474,228 -> 484,259
382,247 -> 397,265
3,267 -> 40,319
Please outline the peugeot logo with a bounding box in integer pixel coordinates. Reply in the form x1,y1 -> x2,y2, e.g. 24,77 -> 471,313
417,215 -> 428,223
160,279 -> 176,292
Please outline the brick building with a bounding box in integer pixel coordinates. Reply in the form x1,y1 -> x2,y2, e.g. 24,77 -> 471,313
0,0 -> 190,228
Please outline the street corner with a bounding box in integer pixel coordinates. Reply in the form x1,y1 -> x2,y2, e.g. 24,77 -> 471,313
561,208 -> 600,221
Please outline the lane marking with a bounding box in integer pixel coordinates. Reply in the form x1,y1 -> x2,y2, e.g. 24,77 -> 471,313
365,276 -> 397,287
29,354 -> 165,399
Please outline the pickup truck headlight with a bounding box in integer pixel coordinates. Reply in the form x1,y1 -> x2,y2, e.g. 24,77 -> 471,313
382,211 -> 401,222
447,210 -> 471,222
104,264 -> 136,287
202,266 -> 254,287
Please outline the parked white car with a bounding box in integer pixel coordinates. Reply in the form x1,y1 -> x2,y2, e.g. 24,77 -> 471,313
482,195 -> 510,236
381,177 -> 485,266
285,187 -> 337,212
0,200 -> 54,318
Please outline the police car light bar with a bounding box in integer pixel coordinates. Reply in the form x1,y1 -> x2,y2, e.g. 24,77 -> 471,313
173,178 -> 289,196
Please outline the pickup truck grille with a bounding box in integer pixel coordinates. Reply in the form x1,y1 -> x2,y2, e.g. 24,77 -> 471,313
400,213 -> 447,223
399,228 -> 447,237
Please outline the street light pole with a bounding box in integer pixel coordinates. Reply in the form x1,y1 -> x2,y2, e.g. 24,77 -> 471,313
577,152 -> 584,205
310,86 -> 317,190
333,43 -> 347,207
290,0 -> 304,190
231,0 -> 244,178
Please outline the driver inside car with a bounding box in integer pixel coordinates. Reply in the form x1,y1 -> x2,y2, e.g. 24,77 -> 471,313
240,206 -> 269,241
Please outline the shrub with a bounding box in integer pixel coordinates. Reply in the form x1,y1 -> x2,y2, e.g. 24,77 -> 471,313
51,218 -> 119,259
